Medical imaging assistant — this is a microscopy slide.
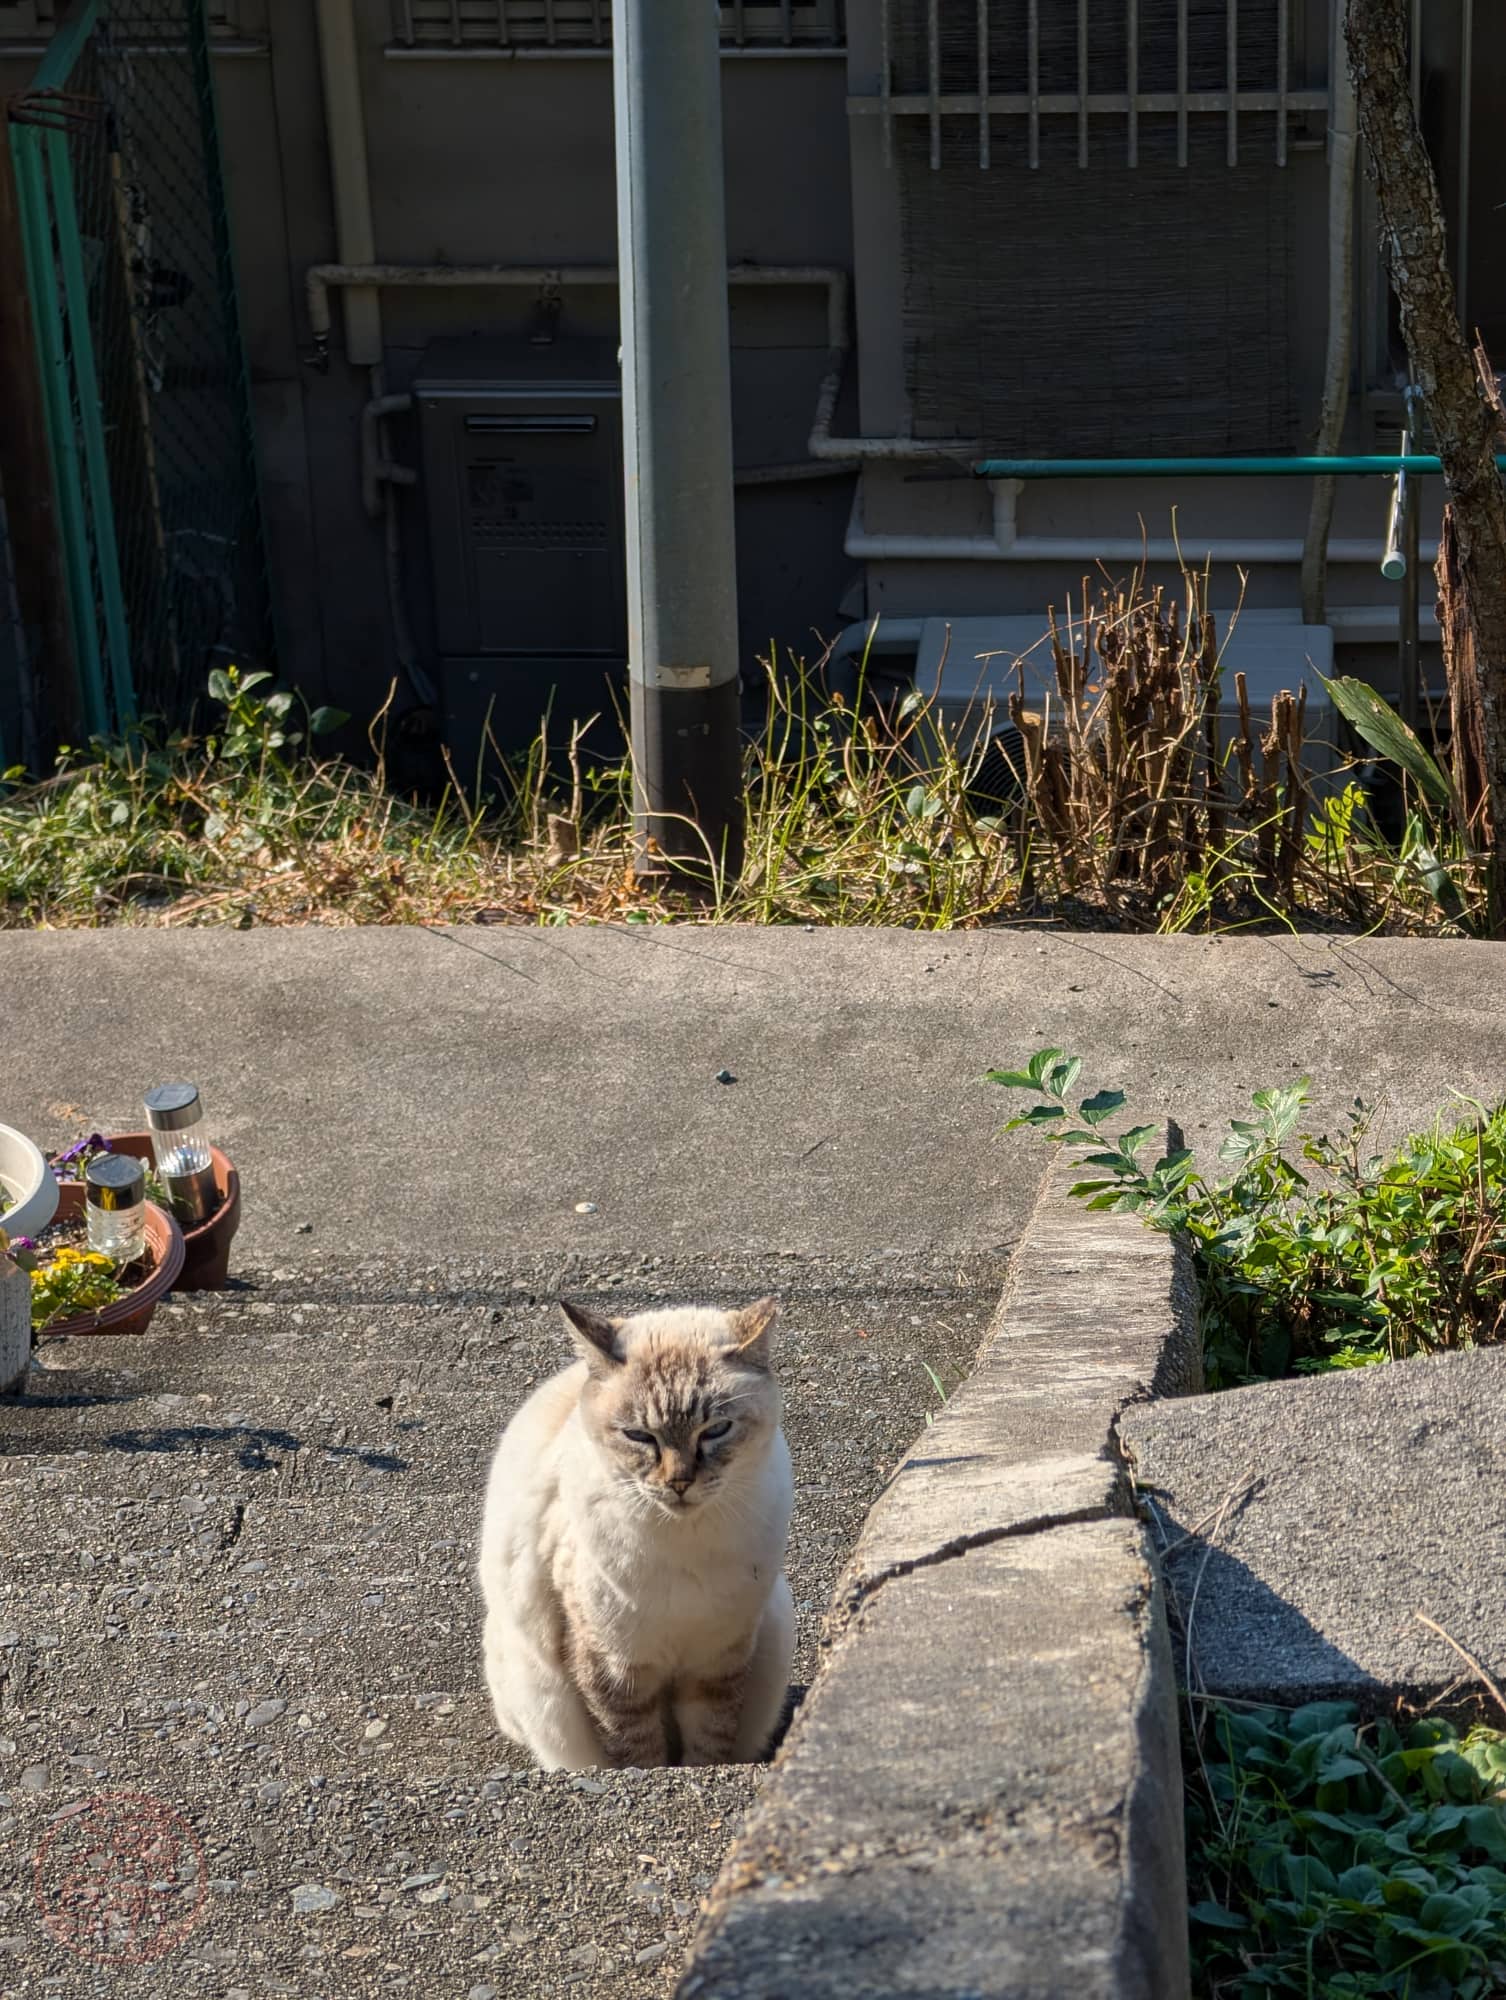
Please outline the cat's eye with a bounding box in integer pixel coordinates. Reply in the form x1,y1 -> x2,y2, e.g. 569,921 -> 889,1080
701,1420 -> 733,1441
622,1428 -> 658,1448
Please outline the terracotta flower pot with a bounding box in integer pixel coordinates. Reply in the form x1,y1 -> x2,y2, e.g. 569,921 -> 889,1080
108,1135 -> 241,1291
38,1183 -> 185,1338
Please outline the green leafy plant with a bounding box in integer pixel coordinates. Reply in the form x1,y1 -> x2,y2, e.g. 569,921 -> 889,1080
990,1051 -> 1506,1383
22,1244 -> 125,1331
1188,1699 -> 1506,1999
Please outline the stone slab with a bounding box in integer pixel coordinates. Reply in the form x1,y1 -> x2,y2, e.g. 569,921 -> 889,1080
1121,1345 -> 1506,1706
680,1521 -> 1188,2000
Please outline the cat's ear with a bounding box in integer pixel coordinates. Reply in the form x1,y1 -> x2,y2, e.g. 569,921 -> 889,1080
730,1296 -> 779,1369
559,1298 -> 624,1371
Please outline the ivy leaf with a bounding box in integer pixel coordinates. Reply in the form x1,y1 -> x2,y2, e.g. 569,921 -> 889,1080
1047,1056 -> 1083,1099
1188,1900 -> 1248,1930
1078,1089 -> 1127,1126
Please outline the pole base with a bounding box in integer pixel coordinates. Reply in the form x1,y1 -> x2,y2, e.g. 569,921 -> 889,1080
632,675 -> 745,890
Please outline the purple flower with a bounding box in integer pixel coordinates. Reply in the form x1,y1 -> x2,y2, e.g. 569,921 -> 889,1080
51,1134 -> 111,1177
10,1236 -> 33,1252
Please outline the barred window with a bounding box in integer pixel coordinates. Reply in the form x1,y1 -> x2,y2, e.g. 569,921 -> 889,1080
391,0 -> 844,49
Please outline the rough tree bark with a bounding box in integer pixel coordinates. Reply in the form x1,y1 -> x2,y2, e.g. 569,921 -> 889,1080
1344,0 -> 1506,914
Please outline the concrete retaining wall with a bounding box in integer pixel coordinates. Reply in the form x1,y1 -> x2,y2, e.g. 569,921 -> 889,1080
678,1160 -> 1201,2000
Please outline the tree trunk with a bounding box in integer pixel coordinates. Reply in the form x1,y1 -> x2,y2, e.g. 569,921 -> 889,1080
1344,0 -> 1506,918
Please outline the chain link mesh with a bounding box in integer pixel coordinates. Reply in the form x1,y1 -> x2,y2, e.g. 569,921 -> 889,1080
12,0 -> 269,741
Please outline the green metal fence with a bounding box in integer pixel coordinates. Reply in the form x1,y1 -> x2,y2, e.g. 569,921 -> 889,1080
8,0 -> 269,746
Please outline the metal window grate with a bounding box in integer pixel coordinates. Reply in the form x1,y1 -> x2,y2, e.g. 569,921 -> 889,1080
390,0 -> 844,48
861,0 -> 1328,168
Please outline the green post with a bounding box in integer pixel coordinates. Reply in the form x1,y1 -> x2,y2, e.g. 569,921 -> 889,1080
45,127 -> 135,727
9,123 -> 109,738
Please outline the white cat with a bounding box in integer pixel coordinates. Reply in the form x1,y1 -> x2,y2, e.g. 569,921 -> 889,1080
477,1297 -> 795,1771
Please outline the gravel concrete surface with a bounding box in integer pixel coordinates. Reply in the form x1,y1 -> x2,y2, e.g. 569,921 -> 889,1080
0,1259 -> 995,1996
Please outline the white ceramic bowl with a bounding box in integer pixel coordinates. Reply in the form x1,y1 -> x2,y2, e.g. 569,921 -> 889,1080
0,1124 -> 59,1243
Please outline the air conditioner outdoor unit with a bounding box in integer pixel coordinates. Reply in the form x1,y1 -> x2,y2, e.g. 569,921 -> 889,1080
912,608 -> 1341,790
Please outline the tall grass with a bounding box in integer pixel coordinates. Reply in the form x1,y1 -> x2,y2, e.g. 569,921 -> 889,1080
0,575 -> 1485,934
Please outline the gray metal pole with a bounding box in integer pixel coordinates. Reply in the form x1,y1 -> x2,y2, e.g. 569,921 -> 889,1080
613,0 -> 745,883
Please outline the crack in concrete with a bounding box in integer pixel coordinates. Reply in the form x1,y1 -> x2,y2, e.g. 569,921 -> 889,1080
830,1490 -> 1128,1638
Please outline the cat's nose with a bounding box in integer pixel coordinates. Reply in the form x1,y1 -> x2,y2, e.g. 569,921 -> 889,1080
667,1476 -> 693,1497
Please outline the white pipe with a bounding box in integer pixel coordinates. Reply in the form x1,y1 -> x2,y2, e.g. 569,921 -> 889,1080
1299,1 -> 1358,623
361,391 -> 415,518
844,484 -> 1438,567
304,258 -> 974,463
313,0 -> 382,366
305,260 -> 847,342
368,363 -> 434,710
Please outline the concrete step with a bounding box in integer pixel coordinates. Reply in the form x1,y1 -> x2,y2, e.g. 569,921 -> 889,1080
0,1759 -> 759,1997
2,1688 -> 503,1786
0,1279 -> 984,1997
24,1293 -> 960,1403
2,1491 -> 472,1573
12,1579 -> 479,1698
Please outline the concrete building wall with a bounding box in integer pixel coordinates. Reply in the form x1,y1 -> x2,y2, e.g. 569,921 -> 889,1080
202,7 -> 856,735
3,0 -> 1496,744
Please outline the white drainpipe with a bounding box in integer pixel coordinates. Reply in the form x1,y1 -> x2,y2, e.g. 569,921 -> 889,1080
844,482 -> 1438,569
313,0 -> 382,365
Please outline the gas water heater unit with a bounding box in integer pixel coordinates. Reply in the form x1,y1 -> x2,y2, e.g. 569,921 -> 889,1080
414,337 -> 627,770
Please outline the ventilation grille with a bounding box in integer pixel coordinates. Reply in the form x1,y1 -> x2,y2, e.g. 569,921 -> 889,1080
393,0 -> 843,48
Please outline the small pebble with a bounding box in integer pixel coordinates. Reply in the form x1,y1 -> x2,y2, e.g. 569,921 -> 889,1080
714,1069 -> 736,1085
291,1885 -> 339,1915
245,1699 -> 285,1730
19,1767 -> 48,1795
363,1719 -> 388,1741
635,1943 -> 670,1967
295,1222 -> 314,1235
573,1202 -> 598,1215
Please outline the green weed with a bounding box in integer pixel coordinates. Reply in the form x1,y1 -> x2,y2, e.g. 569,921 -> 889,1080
1188,1700 -> 1506,1999
990,1052 -> 1506,1384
